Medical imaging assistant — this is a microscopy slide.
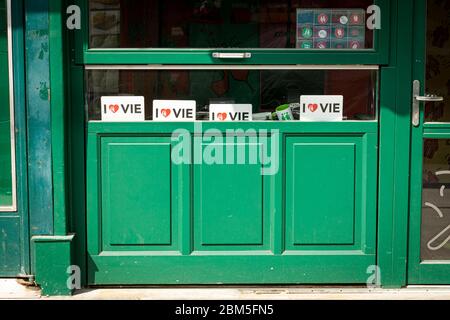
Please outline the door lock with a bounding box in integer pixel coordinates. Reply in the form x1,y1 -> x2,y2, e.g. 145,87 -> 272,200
412,80 -> 445,127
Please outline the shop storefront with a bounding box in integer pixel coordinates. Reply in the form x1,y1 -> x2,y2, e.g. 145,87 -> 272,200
0,0 -> 449,295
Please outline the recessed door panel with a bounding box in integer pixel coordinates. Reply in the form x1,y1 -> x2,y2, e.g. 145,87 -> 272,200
286,139 -> 356,246
194,138 -> 269,249
99,136 -> 180,251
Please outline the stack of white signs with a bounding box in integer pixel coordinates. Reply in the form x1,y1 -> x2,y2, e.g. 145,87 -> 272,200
100,96 -> 344,122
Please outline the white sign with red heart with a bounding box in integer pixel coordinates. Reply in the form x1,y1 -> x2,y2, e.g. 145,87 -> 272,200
209,104 -> 253,122
101,96 -> 145,122
153,100 -> 196,122
299,95 -> 343,122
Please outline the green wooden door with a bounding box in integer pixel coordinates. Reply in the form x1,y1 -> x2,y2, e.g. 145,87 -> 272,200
408,0 -> 450,284
87,122 -> 378,285
81,0 -> 384,285
0,0 -> 20,276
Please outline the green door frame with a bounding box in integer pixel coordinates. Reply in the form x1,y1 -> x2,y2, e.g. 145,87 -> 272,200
13,0 -> 31,276
407,0 -> 450,284
377,0 -> 414,288
75,0 -> 391,65
33,0 -> 426,293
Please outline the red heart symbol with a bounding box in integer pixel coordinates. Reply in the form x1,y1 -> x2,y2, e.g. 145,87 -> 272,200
217,113 -> 227,121
109,104 -> 119,113
308,104 -> 318,112
161,109 -> 171,118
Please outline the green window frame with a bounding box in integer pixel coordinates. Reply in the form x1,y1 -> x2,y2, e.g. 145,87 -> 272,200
0,0 -> 16,211
75,0 -> 391,65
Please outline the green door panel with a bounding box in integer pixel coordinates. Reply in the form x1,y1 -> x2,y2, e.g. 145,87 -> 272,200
87,122 -> 378,285
0,0 -> 22,277
285,134 -> 377,252
195,139 -> 269,249
102,138 -> 173,247
0,6 -> 12,207
196,161 -> 265,247
286,139 -> 357,246
26,0 -> 54,235
88,255 -> 375,285
90,135 -> 187,253
0,216 -> 20,274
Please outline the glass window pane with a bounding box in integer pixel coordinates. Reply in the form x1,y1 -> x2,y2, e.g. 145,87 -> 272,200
0,1 -> 13,208
424,1 -> 450,122
422,139 -> 450,260
86,68 -> 378,121
89,0 -> 375,50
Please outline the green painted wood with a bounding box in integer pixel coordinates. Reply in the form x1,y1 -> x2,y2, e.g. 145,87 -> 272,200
88,254 -> 375,284
376,0 -> 412,288
87,122 -> 378,285
0,0 -> 12,208
83,51 -> 387,66
33,235 -> 74,295
66,63 -> 86,284
73,0 -> 87,65
62,0 -> 415,289
88,133 -> 190,255
285,133 -> 377,253
377,66 -> 401,287
271,131 -> 284,256
76,0 -> 390,66
407,5 -> 427,288
12,0 -> 31,275
286,139 -> 356,246
0,0 -> 30,276
194,136 -> 271,250
49,0 -> 68,235
88,121 -> 378,135
408,0 -> 450,284
423,132 -> 450,139
0,216 -> 21,275
101,137 -> 177,249
63,0 -> 87,282
424,123 -> 450,131
25,0 -> 53,235
386,0 -> 413,287
0,2 -> 5,43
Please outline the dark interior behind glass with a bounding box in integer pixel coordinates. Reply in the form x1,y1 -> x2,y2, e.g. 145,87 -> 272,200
89,0 -> 374,49
86,69 -> 377,121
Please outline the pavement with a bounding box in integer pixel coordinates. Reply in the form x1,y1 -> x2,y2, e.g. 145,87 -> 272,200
1,279 -> 450,300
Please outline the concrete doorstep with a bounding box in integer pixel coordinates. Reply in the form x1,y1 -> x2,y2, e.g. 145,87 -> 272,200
0,279 -> 41,299
1,279 -> 450,300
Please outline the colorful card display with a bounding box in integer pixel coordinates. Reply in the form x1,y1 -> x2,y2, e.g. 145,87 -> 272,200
297,9 -> 366,50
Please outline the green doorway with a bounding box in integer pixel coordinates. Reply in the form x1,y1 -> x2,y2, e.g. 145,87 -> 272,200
78,0 -> 387,285
408,0 -> 450,284
0,0 -> 28,277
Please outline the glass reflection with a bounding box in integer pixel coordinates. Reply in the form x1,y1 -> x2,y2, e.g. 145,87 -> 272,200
86,68 -> 378,121
424,0 -> 450,122
89,0 -> 374,50
422,139 -> 450,260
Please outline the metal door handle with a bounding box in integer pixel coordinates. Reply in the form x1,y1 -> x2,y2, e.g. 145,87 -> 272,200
414,95 -> 444,102
412,80 -> 445,127
212,52 -> 252,59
